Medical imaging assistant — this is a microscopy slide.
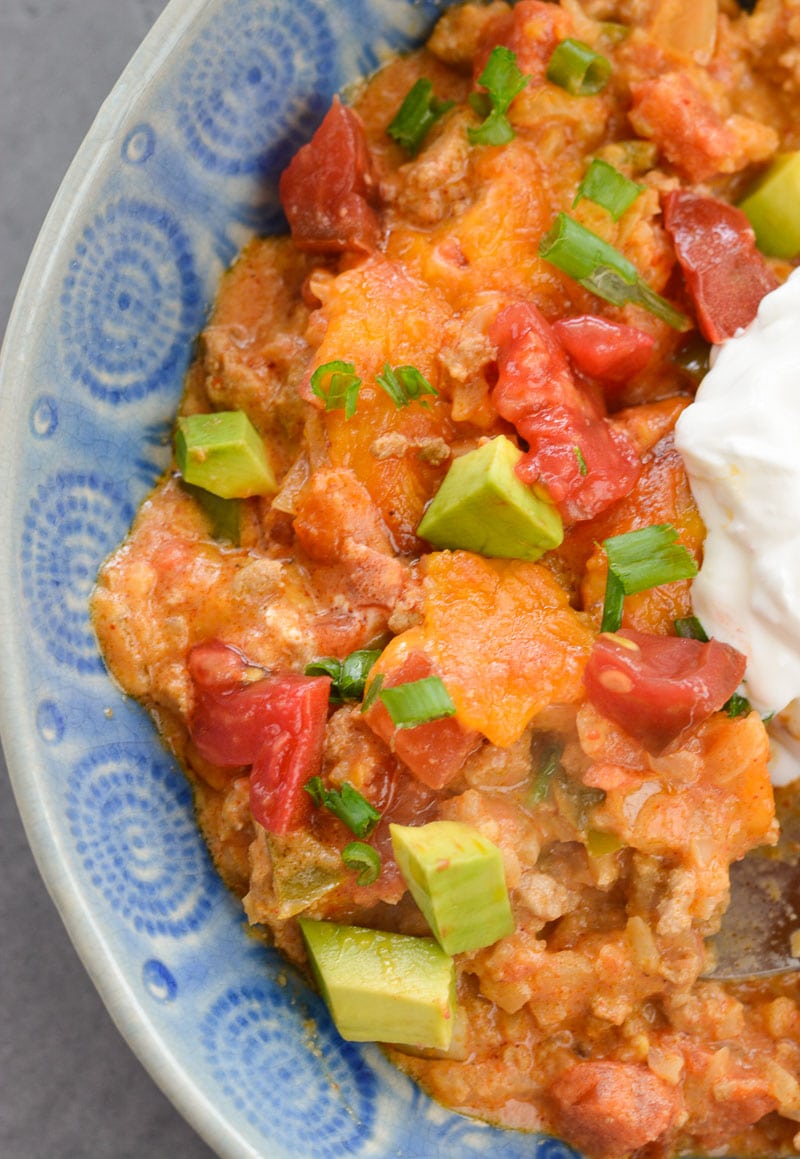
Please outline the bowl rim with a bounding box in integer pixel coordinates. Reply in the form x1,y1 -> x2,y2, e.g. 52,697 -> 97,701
0,0 -> 264,1154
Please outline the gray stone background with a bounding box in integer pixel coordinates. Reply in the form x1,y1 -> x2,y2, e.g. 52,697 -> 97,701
0,2 -> 216,1155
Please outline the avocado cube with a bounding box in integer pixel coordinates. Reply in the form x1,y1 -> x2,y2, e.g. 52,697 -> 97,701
416,435 -> 562,560
739,152 -> 800,260
390,820 -> 514,955
175,410 -> 277,499
299,919 -> 457,1049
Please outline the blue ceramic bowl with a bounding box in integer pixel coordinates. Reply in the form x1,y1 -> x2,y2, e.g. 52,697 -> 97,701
0,2 -> 581,1156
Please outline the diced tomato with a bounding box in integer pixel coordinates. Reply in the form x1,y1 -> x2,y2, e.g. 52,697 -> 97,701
490,302 -> 642,522
552,315 -> 655,385
363,651 -> 481,789
187,640 -> 331,834
629,73 -> 737,184
663,190 -> 778,344
279,96 -> 379,255
490,299 -> 579,422
551,1061 -> 680,1159
584,628 -> 747,753
249,691 -> 328,834
514,406 -> 644,519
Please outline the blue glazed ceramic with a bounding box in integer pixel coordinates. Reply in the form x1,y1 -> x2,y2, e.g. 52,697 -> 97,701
0,2 -> 583,1156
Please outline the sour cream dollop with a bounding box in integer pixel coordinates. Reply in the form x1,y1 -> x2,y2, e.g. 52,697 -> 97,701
674,269 -> 800,782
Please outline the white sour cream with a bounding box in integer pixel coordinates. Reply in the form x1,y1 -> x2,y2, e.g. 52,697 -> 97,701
674,269 -> 800,783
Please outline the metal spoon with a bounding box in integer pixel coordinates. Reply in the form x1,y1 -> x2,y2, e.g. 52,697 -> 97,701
706,801 -> 800,980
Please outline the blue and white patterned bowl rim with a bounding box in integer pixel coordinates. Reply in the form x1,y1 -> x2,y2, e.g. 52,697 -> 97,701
0,1 -> 587,1156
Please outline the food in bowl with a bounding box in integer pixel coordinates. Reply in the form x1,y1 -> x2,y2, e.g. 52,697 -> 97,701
91,0 -> 800,1154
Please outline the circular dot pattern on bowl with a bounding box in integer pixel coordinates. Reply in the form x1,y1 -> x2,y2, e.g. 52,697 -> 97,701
142,958 -> 179,1003
201,979 -> 377,1152
59,198 -> 203,405
21,472 -> 135,674
65,743 -> 217,937
177,0 -> 336,177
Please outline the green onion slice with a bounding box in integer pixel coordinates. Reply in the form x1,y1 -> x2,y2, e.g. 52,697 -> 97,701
376,363 -> 438,409
673,615 -> 709,642
546,38 -> 611,96
341,841 -> 382,886
305,649 -> 381,703
601,572 -> 626,636
379,675 -> 456,730
387,77 -> 454,155
573,158 -> 644,221
601,523 -> 698,632
361,672 -> 385,713
539,213 -> 690,330
304,777 -> 381,838
574,445 -> 589,476
310,360 -> 362,419
468,46 -> 530,146
528,735 -> 564,804
724,692 -> 751,718
304,656 -> 343,683
467,103 -> 516,146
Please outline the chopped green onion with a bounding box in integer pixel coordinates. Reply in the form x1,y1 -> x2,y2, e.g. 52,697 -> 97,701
339,649 -> 382,699
539,213 -> 690,330
310,360 -> 362,419
304,778 -> 381,838
304,656 -> 343,683
546,38 -> 611,96
601,572 -> 626,636
379,675 -> 456,730
376,363 -> 438,409
574,445 -> 589,476
606,523 -> 698,592
341,841 -> 382,885
601,523 -> 698,632
467,100 -> 516,147
361,672 -> 385,713
573,158 -> 643,221
673,615 -> 709,642
724,692 -> 752,718
387,78 -> 454,156
306,649 -> 382,703
528,735 -> 563,803
467,46 -> 530,146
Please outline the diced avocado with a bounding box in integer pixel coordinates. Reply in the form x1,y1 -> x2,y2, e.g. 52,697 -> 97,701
739,153 -> 800,260
390,820 -> 514,955
416,435 -> 563,560
299,919 -> 456,1049
175,411 -> 277,499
